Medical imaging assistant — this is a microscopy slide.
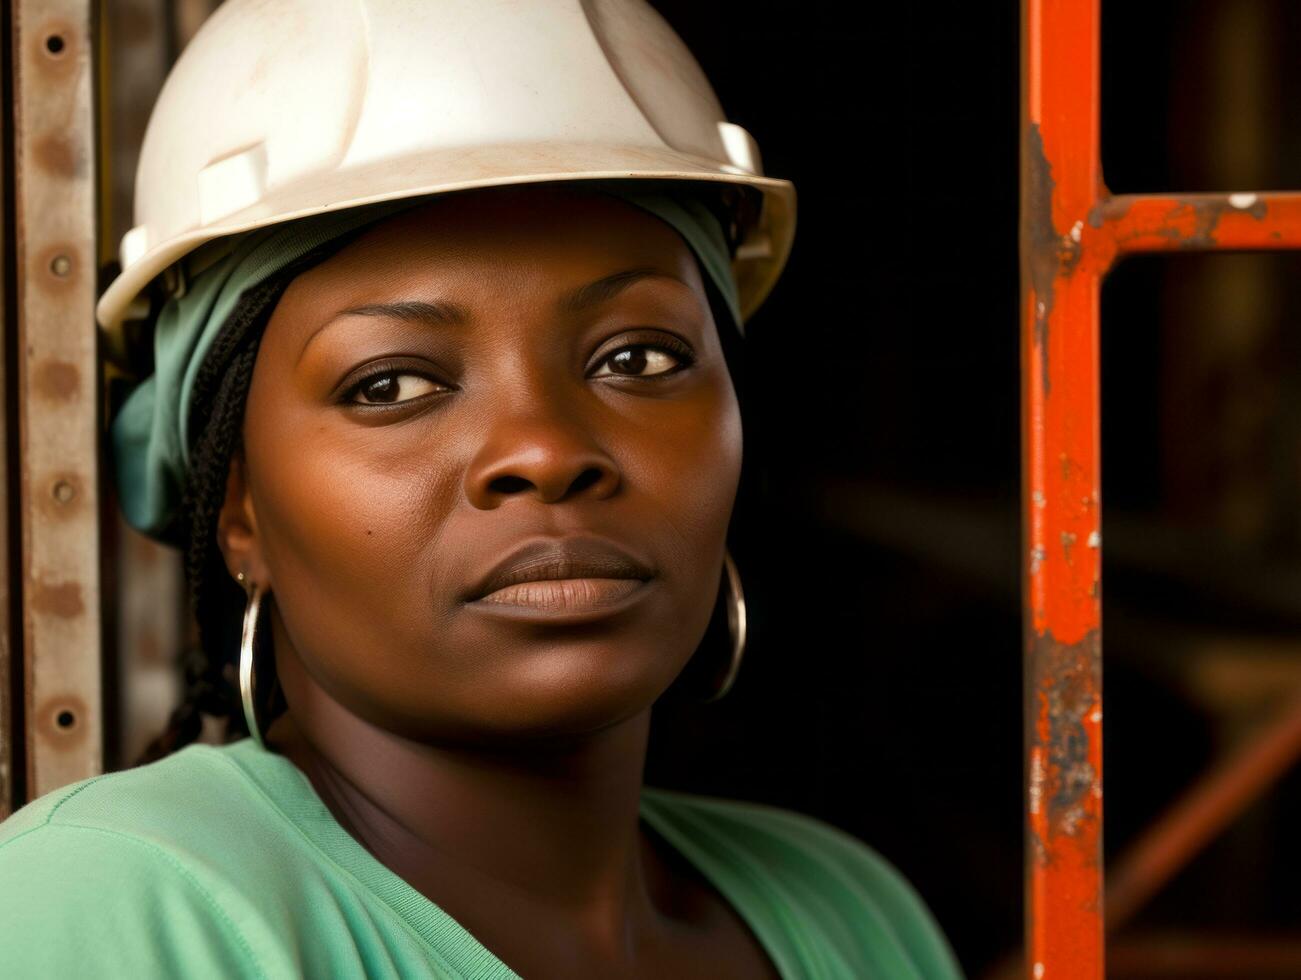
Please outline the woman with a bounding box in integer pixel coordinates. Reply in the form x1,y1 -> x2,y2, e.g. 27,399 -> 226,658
0,2 -> 962,977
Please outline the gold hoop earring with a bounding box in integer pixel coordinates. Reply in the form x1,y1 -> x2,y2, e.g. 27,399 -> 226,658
703,550 -> 747,702
239,579 -> 268,748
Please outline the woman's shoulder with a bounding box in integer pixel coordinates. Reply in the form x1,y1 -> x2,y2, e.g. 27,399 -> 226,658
0,742 -> 257,845
640,787 -> 965,980
0,743 -> 298,977
0,739 -> 324,898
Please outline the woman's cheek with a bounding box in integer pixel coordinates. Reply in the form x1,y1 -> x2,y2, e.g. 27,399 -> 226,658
641,381 -> 742,527
248,421 -> 444,601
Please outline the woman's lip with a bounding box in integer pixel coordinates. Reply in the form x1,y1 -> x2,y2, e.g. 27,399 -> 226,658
475,577 -> 645,610
465,577 -> 654,623
463,537 -> 654,603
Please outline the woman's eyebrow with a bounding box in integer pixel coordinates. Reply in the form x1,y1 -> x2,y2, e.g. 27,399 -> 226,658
339,300 -> 471,326
560,267 -> 690,313
299,270 -> 694,363
297,300 -> 470,364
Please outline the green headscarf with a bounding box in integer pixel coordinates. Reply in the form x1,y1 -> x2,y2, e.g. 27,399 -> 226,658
111,184 -> 743,542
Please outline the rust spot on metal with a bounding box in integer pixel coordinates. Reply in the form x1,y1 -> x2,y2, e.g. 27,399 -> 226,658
1086,197 -> 1115,229
36,245 -> 79,291
1029,821 -> 1049,867
33,132 -> 87,179
34,360 -> 80,400
31,579 -> 84,618
1024,124 -> 1058,393
35,695 -> 89,746
1029,629 -> 1101,847
1024,125 -> 1089,395
1181,199 -> 1227,249
1175,195 -> 1268,249
1059,227 -> 1083,275
1030,546 -> 1047,576
1060,530 -> 1077,565
38,473 -> 83,519
31,19 -> 77,74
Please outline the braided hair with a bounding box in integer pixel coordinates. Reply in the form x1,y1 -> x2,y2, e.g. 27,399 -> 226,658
137,236 -> 367,762
136,196 -> 754,764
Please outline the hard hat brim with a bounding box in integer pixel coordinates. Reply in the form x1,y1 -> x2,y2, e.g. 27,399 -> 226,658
97,142 -> 795,336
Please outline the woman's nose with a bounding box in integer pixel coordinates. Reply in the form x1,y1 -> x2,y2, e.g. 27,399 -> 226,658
463,404 -> 622,509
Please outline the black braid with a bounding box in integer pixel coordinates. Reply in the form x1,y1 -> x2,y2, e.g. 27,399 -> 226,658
137,235 -> 368,764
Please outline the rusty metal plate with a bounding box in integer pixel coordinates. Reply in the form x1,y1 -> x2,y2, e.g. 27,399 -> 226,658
13,0 -> 102,798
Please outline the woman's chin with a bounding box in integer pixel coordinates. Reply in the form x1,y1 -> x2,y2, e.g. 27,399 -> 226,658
382,659 -> 677,746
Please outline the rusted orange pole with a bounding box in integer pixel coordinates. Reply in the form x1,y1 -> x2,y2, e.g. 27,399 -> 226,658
1021,3 -> 1301,977
1021,0 -> 1105,976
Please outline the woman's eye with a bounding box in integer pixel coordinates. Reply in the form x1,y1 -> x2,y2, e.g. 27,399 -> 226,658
351,372 -> 445,405
592,345 -> 684,378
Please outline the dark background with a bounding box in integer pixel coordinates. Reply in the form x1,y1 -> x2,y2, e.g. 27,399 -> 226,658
645,3 -> 1301,976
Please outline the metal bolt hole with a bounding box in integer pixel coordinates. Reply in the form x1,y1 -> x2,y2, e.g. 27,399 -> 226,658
55,709 -> 76,729
45,35 -> 66,55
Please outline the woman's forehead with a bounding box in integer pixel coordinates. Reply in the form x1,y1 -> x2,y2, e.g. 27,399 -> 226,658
330,187 -> 697,277
264,187 -> 711,353
273,188 -> 708,322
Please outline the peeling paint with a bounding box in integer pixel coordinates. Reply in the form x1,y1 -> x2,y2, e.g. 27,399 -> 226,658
1029,630 -> 1101,846
1029,749 -> 1044,815
1175,194 -> 1268,249
1024,124 -> 1058,394
1094,191 -> 1296,260
1029,827 -> 1048,868
1086,197 -> 1112,229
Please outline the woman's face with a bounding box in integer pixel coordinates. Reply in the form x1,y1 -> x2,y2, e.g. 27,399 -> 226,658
224,187 -> 742,743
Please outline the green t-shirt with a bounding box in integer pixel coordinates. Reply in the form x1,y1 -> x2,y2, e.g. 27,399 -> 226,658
0,740 -> 963,979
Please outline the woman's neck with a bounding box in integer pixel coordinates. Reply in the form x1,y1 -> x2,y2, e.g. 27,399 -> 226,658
264,632 -> 675,967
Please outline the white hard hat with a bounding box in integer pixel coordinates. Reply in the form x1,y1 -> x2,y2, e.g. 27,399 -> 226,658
96,0 -> 796,335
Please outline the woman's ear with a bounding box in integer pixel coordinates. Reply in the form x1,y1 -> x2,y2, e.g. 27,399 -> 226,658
216,454 -> 271,587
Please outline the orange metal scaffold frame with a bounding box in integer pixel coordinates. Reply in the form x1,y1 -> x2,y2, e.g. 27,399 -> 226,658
1020,1 -> 1301,977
